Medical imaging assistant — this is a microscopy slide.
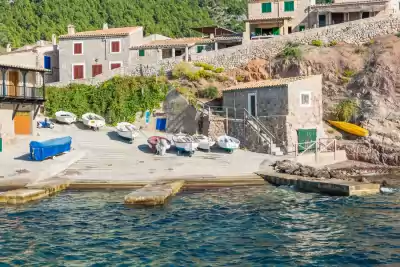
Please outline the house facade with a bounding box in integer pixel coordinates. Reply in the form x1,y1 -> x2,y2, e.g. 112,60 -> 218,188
222,75 -> 324,152
0,36 -> 59,83
245,0 -> 398,40
0,63 -> 48,139
58,24 -> 143,83
130,26 -> 242,64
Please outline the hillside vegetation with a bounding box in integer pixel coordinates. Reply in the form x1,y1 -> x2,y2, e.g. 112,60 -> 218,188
0,0 -> 246,47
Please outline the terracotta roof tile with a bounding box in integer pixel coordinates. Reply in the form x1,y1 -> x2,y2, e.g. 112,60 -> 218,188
223,76 -> 318,92
59,27 -> 141,39
0,62 -> 50,72
131,37 -> 213,49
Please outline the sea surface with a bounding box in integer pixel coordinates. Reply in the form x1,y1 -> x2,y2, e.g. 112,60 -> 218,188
0,186 -> 399,266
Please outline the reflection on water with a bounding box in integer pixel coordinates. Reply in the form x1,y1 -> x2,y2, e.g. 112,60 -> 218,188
0,186 -> 399,266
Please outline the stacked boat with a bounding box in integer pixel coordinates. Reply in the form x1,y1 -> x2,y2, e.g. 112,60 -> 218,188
172,133 -> 199,157
217,135 -> 240,153
116,122 -> 139,141
82,113 -> 105,131
55,111 -> 77,125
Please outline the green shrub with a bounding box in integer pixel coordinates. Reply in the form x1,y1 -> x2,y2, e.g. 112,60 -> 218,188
194,62 -> 215,71
214,67 -> 224,73
343,68 -> 355,78
216,75 -> 229,82
198,70 -> 216,80
186,71 -> 201,81
396,32 -> 400,38
329,40 -> 338,46
172,62 -> 193,79
45,76 -> 169,124
333,99 -> 358,122
236,75 -> 245,82
280,42 -> 302,60
199,86 -> 219,99
311,39 -> 323,47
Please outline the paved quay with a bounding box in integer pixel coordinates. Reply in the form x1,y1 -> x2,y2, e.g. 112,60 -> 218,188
257,172 -> 381,196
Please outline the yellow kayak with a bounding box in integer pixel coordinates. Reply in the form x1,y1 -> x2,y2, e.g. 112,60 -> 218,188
327,120 -> 369,137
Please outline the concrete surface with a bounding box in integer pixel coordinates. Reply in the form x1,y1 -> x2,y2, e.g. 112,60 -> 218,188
0,189 -> 48,204
0,129 -> 86,188
258,171 -> 381,196
124,180 -> 185,206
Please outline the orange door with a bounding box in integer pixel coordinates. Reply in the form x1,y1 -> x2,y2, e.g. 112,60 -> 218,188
8,71 -> 19,96
14,111 -> 31,135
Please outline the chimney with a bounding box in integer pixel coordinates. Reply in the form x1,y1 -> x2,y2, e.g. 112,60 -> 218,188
103,23 -> 108,30
52,34 -> 57,45
6,44 -> 11,52
67,24 -> 75,35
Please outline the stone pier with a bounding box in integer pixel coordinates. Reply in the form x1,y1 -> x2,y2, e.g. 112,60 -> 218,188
258,172 -> 380,196
124,180 -> 185,206
0,179 -> 70,205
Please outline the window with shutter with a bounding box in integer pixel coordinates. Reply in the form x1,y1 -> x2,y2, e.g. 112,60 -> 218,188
73,64 -> 84,80
110,63 -> 122,70
261,2 -> 272,13
284,1 -> 295,11
92,64 -> 103,77
139,50 -> 145,57
197,46 -> 204,53
44,56 -> 51,69
73,42 -> 83,55
111,40 -> 121,53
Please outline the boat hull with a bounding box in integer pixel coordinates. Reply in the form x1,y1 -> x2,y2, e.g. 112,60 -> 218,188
217,135 -> 240,153
193,135 -> 215,151
56,117 -> 76,124
328,120 -> 369,137
147,136 -> 171,152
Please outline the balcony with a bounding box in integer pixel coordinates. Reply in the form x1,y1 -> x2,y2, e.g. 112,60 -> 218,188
0,86 -> 45,104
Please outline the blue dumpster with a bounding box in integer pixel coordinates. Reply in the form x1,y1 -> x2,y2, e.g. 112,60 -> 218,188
30,136 -> 72,161
156,118 -> 167,131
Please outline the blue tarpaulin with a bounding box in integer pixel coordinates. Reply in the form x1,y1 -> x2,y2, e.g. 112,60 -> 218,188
30,136 -> 72,161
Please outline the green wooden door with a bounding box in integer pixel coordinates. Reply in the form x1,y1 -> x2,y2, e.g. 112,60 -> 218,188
272,27 -> 280,35
255,28 -> 262,36
297,129 -> 317,153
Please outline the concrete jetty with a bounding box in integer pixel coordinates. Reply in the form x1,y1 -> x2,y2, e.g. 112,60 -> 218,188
0,179 -> 70,205
0,189 -> 48,204
124,180 -> 185,206
258,172 -> 381,196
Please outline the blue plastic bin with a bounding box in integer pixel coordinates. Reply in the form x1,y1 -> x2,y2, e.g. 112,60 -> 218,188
156,118 -> 167,131
30,136 -> 72,161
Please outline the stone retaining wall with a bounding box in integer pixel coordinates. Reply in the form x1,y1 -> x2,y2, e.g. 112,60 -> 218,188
49,14 -> 400,87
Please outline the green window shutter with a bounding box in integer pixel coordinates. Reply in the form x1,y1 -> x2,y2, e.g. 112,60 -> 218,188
299,25 -> 305,31
255,28 -> 262,35
139,49 -> 145,57
197,46 -> 204,53
284,1 -> 295,12
261,2 -> 271,13
272,27 -> 280,35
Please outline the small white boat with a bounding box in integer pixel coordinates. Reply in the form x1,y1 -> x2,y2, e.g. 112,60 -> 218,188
116,122 -> 139,140
172,133 -> 199,157
82,113 -> 105,130
217,135 -> 240,153
55,111 -> 76,124
193,134 -> 215,152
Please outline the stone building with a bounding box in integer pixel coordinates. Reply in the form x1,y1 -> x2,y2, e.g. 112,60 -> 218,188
130,26 -> 242,64
0,36 -> 59,83
58,24 -> 144,83
0,63 -> 48,140
222,75 -> 324,153
244,0 -> 398,40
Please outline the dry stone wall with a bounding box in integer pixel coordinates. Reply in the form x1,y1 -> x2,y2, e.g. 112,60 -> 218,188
49,14 -> 400,87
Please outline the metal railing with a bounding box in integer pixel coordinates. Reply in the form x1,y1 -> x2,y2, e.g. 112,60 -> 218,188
0,86 -> 44,100
294,138 -> 338,162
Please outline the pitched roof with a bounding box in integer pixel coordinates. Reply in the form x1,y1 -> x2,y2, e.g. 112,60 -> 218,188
131,37 -> 214,49
223,76 -> 318,92
59,27 -> 141,39
0,62 -> 50,72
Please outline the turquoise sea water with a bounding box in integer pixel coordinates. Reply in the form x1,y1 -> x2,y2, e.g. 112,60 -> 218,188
0,186 -> 399,266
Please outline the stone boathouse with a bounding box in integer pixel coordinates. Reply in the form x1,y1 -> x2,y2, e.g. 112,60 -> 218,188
222,75 -> 325,154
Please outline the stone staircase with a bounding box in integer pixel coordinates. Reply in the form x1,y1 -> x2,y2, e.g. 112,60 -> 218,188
246,119 -> 284,156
